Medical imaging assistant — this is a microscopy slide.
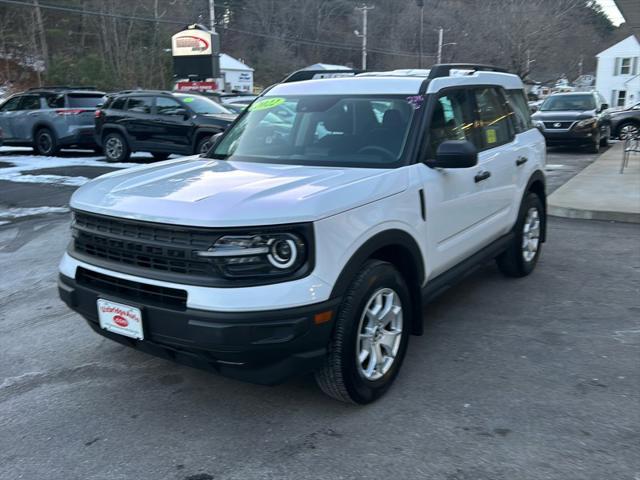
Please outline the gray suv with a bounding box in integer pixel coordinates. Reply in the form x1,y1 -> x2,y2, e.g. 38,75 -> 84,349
0,87 -> 105,155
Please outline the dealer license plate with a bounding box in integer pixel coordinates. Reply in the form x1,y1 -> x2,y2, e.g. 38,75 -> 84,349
97,299 -> 144,340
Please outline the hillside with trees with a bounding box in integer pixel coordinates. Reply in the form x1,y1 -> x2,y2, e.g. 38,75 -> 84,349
0,0 -> 630,92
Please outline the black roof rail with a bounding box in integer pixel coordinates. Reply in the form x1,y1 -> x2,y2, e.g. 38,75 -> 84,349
26,85 -> 99,92
281,69 -> 362,84
115,89 -> 174,95
427,63 -> 508,80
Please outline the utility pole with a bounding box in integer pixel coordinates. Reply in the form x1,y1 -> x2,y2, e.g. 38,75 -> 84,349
437,27 -> 443,64
355,4 -> 374,71
578,55 -> 584,77
417,0 -> 424,68
208,0 -> 216,33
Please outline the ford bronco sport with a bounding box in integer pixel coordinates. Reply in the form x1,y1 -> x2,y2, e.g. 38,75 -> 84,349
59,64 -> 547,404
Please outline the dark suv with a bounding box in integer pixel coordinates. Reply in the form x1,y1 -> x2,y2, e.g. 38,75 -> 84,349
531,91 -> 610,153
95,91 -> 237,162
0,87 -> 105,155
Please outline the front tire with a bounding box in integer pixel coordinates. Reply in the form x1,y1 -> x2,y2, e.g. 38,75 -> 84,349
33,128 -> 59,156
315,260 -> 411,404
496,192 -> 544,278
103,132 -> 130,163
195,135 -> 214,155
616,121 -> 639,140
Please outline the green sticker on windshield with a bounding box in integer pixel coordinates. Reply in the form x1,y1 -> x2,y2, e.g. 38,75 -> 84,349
182,97 -> 195,103
249,97 -> 285,111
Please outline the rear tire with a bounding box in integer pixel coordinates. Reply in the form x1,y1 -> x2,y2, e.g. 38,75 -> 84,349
33,128 -> 59,156
497,192 -> 544,278
315,260 -> 411,404
103,132 -> 130,163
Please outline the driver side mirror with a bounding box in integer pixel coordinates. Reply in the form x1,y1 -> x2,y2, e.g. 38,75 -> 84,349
427,140 -> 478,169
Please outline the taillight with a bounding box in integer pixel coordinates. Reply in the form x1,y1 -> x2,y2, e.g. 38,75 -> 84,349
95,110 -> 103,119
55,109 -> 86,115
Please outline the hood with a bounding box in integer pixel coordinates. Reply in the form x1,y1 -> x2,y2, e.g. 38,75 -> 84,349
70,157 -> 408,227
202,113 -> 237,122
532,109 -> 596,121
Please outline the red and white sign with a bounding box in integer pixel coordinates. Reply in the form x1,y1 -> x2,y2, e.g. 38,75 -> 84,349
171,28 -> 213,56
175,80 -> 219,93
97,299 -> 144,340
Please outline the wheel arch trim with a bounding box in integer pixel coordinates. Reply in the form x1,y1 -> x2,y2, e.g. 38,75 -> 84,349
330,229 -> 425,336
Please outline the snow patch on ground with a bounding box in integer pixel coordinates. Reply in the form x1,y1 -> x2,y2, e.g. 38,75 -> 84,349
0,172 -> 90,186
0,206 -> 70,220
0,147 -> 149,186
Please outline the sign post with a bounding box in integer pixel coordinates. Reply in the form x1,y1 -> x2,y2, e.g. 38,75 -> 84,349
171,24 -> 221,92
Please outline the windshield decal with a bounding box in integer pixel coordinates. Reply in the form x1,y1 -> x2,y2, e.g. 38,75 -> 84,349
406,95 -> 424,110
249,97 -> 285,111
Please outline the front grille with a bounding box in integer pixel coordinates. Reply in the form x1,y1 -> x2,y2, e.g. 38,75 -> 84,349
543,121 -> 574,130
76,267 -> 187,309
72,211 -> 221,280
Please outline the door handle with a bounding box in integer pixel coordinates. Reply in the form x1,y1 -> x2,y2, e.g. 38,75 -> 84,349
516,156 -> 528,166
474,170 -> 491,183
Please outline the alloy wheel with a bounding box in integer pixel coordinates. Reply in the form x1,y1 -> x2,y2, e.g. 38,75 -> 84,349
38,132 -> 53,154
356,287 -> 403,381
105,137 -> 123,160
522,207 -> 541,262
619,124 -> 639,140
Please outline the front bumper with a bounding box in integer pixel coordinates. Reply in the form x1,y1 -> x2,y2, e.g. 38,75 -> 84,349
59,272 -> 340,385
540,128 -> 597,145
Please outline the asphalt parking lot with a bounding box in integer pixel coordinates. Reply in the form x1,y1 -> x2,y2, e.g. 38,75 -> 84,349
0,144 -> 638,480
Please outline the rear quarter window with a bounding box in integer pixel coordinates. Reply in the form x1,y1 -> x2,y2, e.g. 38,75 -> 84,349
506,89 -> 533,133
110,97 -> 126,110
67,94 -> 105,108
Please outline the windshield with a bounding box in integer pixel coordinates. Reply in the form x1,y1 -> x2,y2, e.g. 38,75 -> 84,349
174,94 -> 232,115
540,94 -> 596,111
209,95 -> 417,167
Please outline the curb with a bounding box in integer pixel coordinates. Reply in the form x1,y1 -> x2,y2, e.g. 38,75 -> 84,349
548,142 -> 640,224
548,204 -> 640,224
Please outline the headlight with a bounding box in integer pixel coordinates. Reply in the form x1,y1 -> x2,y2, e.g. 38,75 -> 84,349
575,118 -> 597,129
197,232 -> 308,279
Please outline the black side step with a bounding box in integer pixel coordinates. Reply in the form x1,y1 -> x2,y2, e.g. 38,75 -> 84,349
421,233 -> 513,304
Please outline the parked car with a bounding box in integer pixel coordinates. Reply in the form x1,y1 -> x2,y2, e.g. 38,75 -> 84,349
531,91 -> 610,153
0,86 -> 105,155
95,91 -> 237,162
608,102 -> 640,139
59,64 -> 547,403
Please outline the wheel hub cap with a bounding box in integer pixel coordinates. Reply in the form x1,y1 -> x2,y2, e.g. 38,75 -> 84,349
356,288 -> 403,381
522,207 -> 541,262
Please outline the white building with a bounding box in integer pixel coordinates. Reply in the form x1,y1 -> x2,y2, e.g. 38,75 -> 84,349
220,53 -> 254,93
595,35 -> 640,108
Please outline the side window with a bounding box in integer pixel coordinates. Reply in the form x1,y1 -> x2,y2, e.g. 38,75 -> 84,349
46,95 -> 65,108
0,96 -> 22,112
473,88 -> 514,149
156,97 -> 183,115
427,89 -> 477,158
506,89 -> 533,133
111,97 -> 126,110
126,96 -> 153,114
18,95 -> 41,111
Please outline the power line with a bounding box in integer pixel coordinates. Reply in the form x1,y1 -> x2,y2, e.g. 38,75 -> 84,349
0,0 -> 432,59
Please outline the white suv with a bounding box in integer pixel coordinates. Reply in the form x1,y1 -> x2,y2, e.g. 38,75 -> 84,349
59,64 -> 546,404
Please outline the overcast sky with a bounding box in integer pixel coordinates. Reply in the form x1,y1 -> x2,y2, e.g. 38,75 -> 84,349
595,0 -> 625,26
